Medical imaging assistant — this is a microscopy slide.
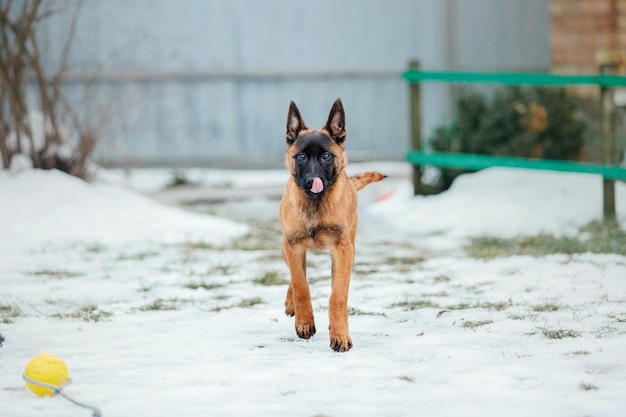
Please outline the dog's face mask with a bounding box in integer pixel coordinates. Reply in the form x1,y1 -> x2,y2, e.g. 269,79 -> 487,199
290,132 -> 338,199
284,99 -> 347,199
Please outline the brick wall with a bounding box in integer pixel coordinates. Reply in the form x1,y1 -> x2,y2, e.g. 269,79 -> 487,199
551,0 -> 625,73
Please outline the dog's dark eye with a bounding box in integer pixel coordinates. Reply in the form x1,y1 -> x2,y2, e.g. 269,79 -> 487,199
296,153 -> 307,163
321,152 -> 333,162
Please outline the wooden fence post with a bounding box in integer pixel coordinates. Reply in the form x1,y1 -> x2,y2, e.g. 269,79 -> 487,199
409,59 -> 422,195
600,63 -> 617,223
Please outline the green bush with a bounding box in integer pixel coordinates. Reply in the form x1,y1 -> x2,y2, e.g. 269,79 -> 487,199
429,86 -> 588,191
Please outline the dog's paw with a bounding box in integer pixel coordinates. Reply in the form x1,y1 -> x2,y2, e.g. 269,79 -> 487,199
285,297 -> 295,317
329,332 -> 353,352
295,321 -> 316,339
284,287 -> 295,316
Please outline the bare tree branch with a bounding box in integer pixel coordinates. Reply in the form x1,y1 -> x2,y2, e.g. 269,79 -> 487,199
54,0 -> 83,82
0,0 -> 96,176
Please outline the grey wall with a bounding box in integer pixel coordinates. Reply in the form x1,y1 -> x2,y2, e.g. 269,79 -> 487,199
39,0 -> 550,167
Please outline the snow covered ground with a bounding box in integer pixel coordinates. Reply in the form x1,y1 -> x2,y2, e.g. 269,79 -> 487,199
1,164 -> 625,417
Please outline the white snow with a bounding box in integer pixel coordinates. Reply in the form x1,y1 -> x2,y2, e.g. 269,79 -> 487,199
372,168 -> 626,238
369,168 -> 626,250
1,165 -> 625,417
0,169 -> 248,250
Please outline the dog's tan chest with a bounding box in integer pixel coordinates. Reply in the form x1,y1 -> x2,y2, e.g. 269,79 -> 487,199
284,223 -> 344,250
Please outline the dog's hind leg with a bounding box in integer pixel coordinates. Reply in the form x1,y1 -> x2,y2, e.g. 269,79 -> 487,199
283,241 -> 316,339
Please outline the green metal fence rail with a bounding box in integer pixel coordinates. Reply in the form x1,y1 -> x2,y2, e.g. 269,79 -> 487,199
402,70 -> 626,88
407,151 -> 626,181
404,60 -> 626,222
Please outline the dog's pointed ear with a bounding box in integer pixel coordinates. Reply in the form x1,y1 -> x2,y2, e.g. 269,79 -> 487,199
286,101 -> 307,145
324,98 -> 346,144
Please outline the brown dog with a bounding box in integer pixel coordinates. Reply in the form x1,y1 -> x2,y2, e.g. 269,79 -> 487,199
279,98 -> 384,352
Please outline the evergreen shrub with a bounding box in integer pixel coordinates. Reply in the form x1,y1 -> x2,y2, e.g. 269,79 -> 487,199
428,86 -> 588,191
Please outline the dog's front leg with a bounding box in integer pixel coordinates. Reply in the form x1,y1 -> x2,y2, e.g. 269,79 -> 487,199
329,240 -> 354,352
283,241 -> 316,339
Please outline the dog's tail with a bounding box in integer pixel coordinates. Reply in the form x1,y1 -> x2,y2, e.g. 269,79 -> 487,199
350,171 -> 386,191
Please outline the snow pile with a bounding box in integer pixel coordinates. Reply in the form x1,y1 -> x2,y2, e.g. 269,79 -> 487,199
370,167 -> 626,239
0,169 -> 248,250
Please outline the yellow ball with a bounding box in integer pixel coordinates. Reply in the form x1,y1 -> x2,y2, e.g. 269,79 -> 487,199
24,353 -> 69,396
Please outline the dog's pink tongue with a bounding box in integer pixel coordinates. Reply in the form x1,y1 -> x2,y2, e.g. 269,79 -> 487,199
311,177 -> 324,193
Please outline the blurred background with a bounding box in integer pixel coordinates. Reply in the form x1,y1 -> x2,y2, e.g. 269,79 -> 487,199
1,0 -> 624,172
